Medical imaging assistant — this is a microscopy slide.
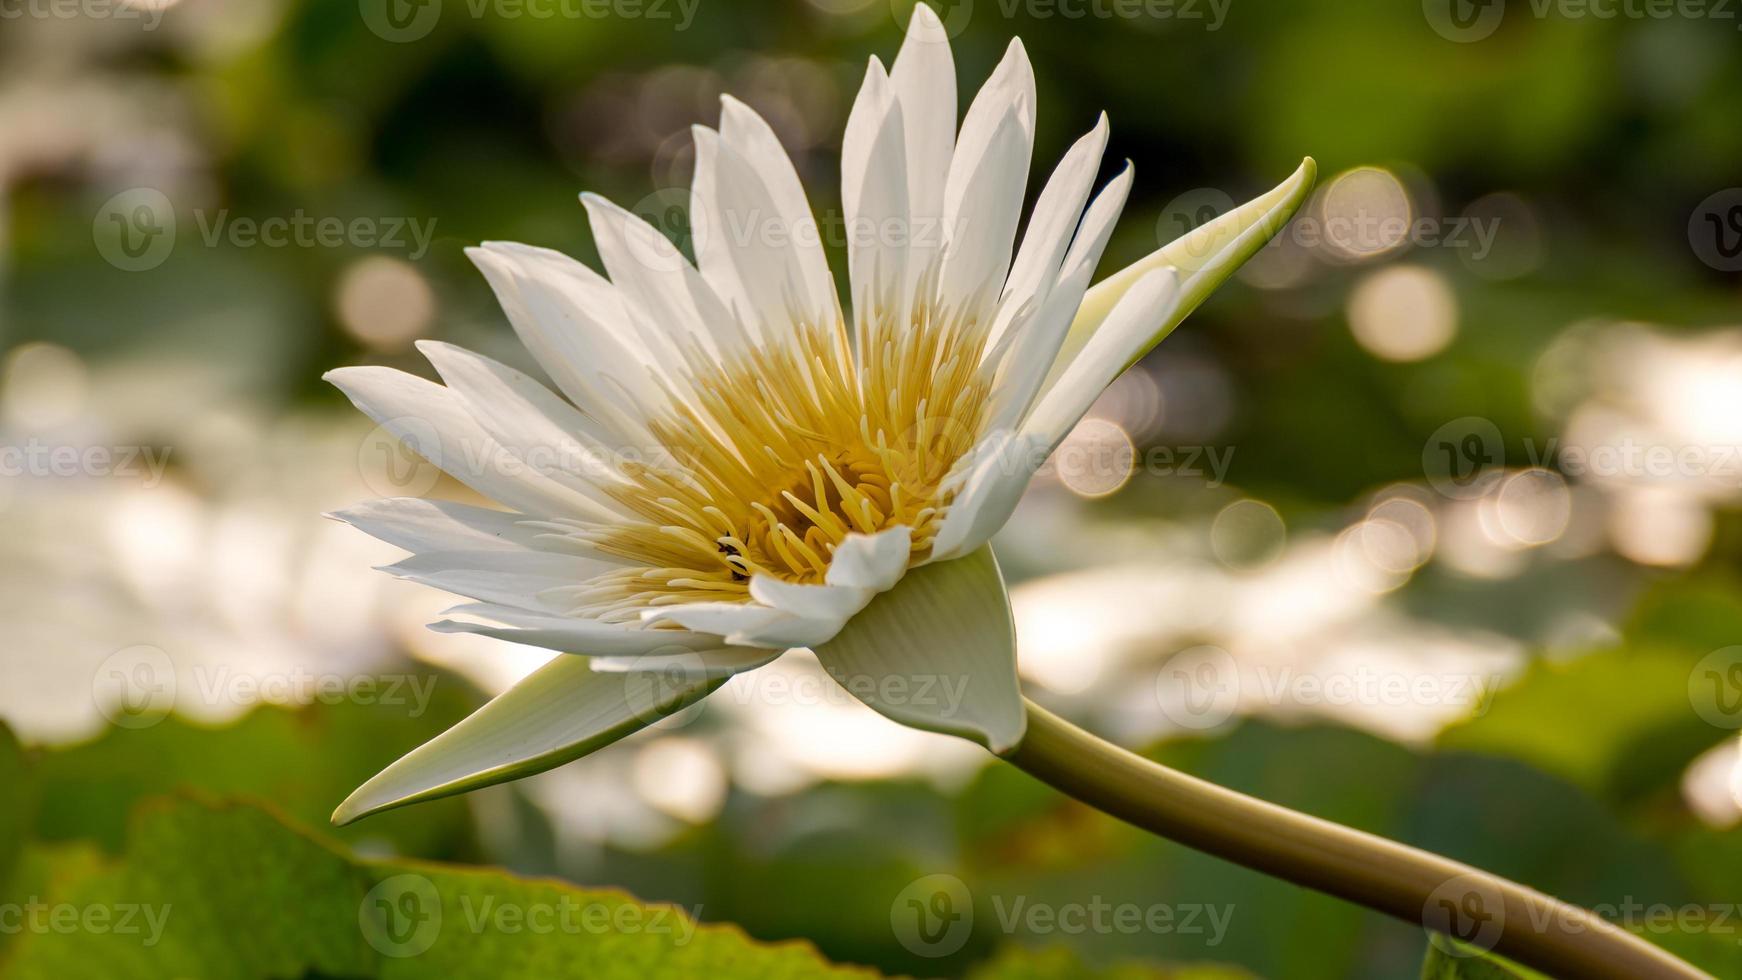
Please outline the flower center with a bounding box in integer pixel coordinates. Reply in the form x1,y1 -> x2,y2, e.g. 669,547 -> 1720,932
539,299 -> 999,621
738,449 -> 893,582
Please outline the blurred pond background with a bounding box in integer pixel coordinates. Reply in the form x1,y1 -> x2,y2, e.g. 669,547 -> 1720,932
2,0 -> 1742,976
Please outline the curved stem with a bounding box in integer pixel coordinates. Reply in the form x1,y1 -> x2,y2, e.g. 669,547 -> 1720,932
1004,699 -> 1710,980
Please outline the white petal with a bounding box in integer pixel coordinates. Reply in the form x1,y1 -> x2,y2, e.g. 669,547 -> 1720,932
889,2 -> 956,290
825,526 -> 913,590
688,125 -> 752,336
431,604 -> 724,655
841,57 -> 894,224
333,651 -> 723,824
324,366 -> 604,520
588,647 -> 779,677
718,95 -> 838,330
989,113 -> 1108,352
697,131 -> 831,346
1023,270 -> 1183,451
984,162 -> 1133,434
841,59 -> 910,342
938,105 -> 1032,322
928,430 -> 1045,562
938,39 -> 1034,317
327,497 -> 541,554
416,341 -> 632,517
918,292 -> 1194,560
811,545 -> 1024,753
944,39 -> 1035,218
641,601 -> 833,648
645,528 -> 913,649
385,548 -> 607,611
580,192 -> 744,363
1042,157 -> 1317,397
1058,161 -> 1135,274
748,575 -> 871,625
464,242 -> 663,443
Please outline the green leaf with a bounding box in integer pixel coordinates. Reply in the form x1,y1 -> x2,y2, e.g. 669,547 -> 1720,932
1435,645 -> 1721,805
812,546 -> 1025,754
968,944 -> 1256,979
335,653 -> 722,825
5,799 -> 374,979
0,724 -> 32,895
1418,934 -> 1547,979
0,842 -> 109,963
26,693 -> 478,856
0,796 -> 875,979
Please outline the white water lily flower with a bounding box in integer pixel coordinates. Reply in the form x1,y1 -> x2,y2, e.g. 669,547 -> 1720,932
325,4 -> 1312,824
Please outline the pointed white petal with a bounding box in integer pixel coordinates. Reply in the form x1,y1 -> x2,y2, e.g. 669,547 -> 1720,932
984,162 -> 1133,434
416,341 -> 632,516
938,105 -> 1032,321
841,56 -> 893,223
1058,161 -> 1135,271
385,548 -> 608,611
841,60 -> 910,343
944,39 -> 1035,221
430,604 -> 724,654
464,242 -> 663,442
989,113 -> 1108,351
327,497 -> 540,554
324,366 -> 602,520
811,545 -> 1024,753
718,95 -> 838,330
1021,268 -> 1182,450
688,126 -> 755,338
580,192 -> 743,362
938,38 -> 1034,317
889,2 -> 955,288
332,652 -> 723,824
700,133 -> 832,346
1044,157 -> 1316,392
925,273 -> 1189,573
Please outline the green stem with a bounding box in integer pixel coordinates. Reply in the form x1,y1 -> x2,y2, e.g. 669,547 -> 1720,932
1004,698 -> 1710,980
